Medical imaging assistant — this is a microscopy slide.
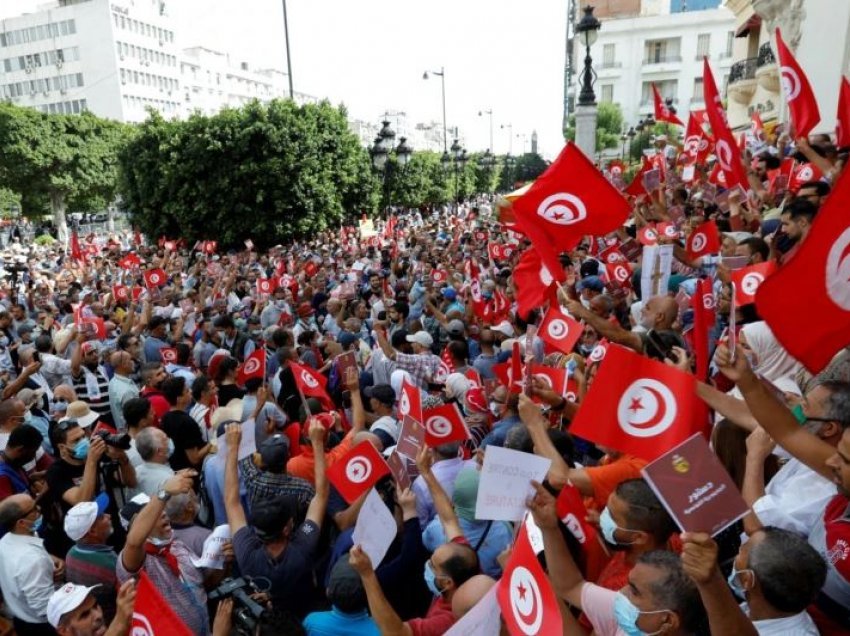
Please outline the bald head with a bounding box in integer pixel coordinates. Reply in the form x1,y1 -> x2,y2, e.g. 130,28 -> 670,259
0,493 -> 34,532
452,574 -> 497,618
352,431 -> 384,452
110,351 -> 133,374
642,296 -> 678,331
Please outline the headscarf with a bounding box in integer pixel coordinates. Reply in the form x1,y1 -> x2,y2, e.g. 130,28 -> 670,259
741,321 -> 801,383
452,468 -> 480,522
390,369 -> 413,401
445,373 -> 471,402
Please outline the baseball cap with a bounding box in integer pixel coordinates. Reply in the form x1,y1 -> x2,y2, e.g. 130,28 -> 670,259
446,319 -> 465,337
119,493 -> 150,530
64,492 -> 110,541
491,320 -> 515,338
406,331 -> 433,348
365,384 -> 395,407
47,583 -> 100,628
441,288 -> 457,300
296,302 -> 314,318
258,434 -> 290,472
576,275 -> 604,293
337,330 -> 359,350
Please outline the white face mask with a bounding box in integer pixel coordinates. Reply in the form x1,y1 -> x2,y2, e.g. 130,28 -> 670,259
640,313 -> 655,330
580,297 -> 592,310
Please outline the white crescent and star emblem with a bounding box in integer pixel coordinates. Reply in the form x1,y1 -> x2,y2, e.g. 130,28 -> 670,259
425,415 -> 452,438
539,265 -> 554,287
243,358 -> 261,375
780,65 -> 801,101
685,135 -> 699,154
536,192 -> 587,226
589,344 -> 606,362
702,292 -> 716,310
715,139 -> 733,172
131,613 -> 155,636
300,370 -> 319,388
565,391 -> 578,402
532,373 -> 553,389
399,392 -> 411,416
616,378 -> 677,438
345,456 -> 372,484
509,566 -> 544,635
433,363 -> 449,384
613,265 -> 629,283
691,233 -> 707,253
826,226 -> 850,311
663,225 -> 678,238
740,272 -> 765,297
547,319 -> 568,340
797,165 -> 813,182
149,273 -> 160,284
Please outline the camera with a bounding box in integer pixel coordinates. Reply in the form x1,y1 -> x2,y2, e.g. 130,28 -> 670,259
94,430 -> 131,450
209,577 -> 268,635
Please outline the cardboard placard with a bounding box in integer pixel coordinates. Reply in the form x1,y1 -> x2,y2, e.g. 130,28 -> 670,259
396,415 -> 425,460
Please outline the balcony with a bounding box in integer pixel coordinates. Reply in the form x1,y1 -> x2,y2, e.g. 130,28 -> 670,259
756,42 -> 779,92
599,61 -> 622,69
727,57 -> 757,104
642,54 -> 682,65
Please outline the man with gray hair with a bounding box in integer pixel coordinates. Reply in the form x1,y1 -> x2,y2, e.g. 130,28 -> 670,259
165,490 -> 210,558
132,427 -> 174,497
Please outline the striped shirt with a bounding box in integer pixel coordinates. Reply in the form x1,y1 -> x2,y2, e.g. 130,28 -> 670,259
65,543 -> 118,623
72,366 -> 111,417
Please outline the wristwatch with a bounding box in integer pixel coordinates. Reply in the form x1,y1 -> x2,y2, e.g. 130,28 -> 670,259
156,489 -> 171,503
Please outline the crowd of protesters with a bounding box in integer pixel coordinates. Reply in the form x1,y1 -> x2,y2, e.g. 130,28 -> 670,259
0,117 -> 846,636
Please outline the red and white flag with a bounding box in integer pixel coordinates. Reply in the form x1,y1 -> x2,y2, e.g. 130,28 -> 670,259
256,278 -> 276,295
513,248 -> 557,319
683,110 -> 713,164
731,261 -> 777,306
775,28 -> 820,138
750,111 -> 765,141
638,225 -> 659,246
685,220 -> 721,259
652,82 -> 684,126
118,253 -> 142,270
237,349 -> 266,386
837,76 -> 850,147
512,142 -> 631,277
528,364 -> 567,401
432,269 -> 449,284
538,304 -> 582,355
159,347 -> 178,364
290,361 -> 334,411
422,403 -> 470,447
756,168 -> 850,372
691,277 -> 714,381
143,268 -> 167,289
327,441 -> 391,504
605,261 -> 633,289
498,521 -> 562,636
133,572 -> 193,635
570,344 -> 707,461
556,483 -> 596,553
788,161 -> 824,193
112,285 -> 129,302
398,378 -> 423,423
656,222 -> 679,241
703,58 -> 750,192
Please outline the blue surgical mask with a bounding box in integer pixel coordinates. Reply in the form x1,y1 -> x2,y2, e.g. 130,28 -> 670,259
599,507 -> 636,546
167,438 -> 175,458
423,561 -> 443,597
72,438 -> 90,460
31,514 -> 43,533
613,592 -> 667,636
727,564 -> 753,599
23,411 -> 32,424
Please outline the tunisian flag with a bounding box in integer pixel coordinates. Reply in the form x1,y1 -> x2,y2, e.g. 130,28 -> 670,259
652,83 -> 684,126
685,220 -> 721,259
513,248 -> 556,319
143,267 -> 167,288
691,277 -> 714,381
683,110 -> 712,164
327,440 -> 391,504
133,571 -> 193,636
731,261 -> 777,306
237,349 -> 266,386
538,304 -> 582,355
69,229 -> 84,263
422,403 -> 470,447
703,58 -> 750,192
756,168 -> 850,372
512,142 -> 631,277
837,76 -> 850,147
498,520 -> 563,636
569,344 -> 706,461
775,28 -> 820,138
398,378 -> 423,424
289,361 -> 334,411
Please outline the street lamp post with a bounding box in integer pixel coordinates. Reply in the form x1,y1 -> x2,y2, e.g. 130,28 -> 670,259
500,123 -> 513,154
369,120 -> 413,216
574,5 -> 601,160
423,67 -> 447,152
281,0 -> 294,99
478,109 -> 493,154
446,138 -> 468,204
626,126 -> 636,163
620,131 -> 628,159
477,149 -> 496,194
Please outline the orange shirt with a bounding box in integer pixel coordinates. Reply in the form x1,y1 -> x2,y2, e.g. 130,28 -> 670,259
584,453 -> 648,512
286,433 -> 354,485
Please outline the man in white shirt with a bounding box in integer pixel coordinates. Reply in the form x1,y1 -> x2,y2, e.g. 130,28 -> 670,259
0,493 -> 62,635
131,427 -> 175,497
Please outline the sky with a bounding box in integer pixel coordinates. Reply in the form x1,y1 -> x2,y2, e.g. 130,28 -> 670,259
2,0 -> 569,158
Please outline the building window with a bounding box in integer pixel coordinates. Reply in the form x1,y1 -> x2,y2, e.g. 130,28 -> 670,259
724,31 -> 734,58
600,84 -> 614,103
696,33 -> 710,59
644,38 -> 681,64
602,43 -> 616,68
693,77 -> 704,101
641,80 -> 677,105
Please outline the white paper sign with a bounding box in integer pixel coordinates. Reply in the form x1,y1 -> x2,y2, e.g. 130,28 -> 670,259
352,488 -> 397,568
640,244 -> 673,301
444,584 -> 500,636
475,446 -> 551,522
190,524 -> 232,569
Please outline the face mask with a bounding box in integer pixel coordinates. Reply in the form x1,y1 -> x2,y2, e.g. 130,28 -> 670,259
423,561 -> 444,597
613,592 -> 667,636
791,404 -> 807,424
482,290 -> 493,300
727,564 -> 753,599
167,438 -> 175,458
217,330 -> 226,343
30,514 -> 43,533
599,507 -> 636,546
71,438 -> 90,460
148,534 -> 173,548
23,411 -> 32,424
489,402 -> 504,418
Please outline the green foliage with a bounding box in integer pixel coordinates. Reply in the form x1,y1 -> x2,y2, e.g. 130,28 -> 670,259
33,234 -> 56,246
0,188 -> 21,218
118,100 -> 377,247
384,151 -> 451,208
0,103 -> 129,240
564,102 -> 625,150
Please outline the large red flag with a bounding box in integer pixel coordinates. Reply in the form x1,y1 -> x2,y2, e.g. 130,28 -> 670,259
569,344 -> 707,461
685,220 -> 721,259
327,440 -> 391,504
513,248 -> 556,319
289,361 -> 334,411
69,229 -> 84,263
837,76 -> 850,147
498,520 -> 563,636
731,261 -> 777,306
653,83 -> 684,126
691,278 -> 713,381
756,168 -> 850,372
683,110 -> 713,164
237,349 -> 266,386
422,403 -> 470,447
702,58 -> 749,191
775,28 -> 820,138
538,304 -> 582,355
512,142 -> 631,277
133,571 -> 193,636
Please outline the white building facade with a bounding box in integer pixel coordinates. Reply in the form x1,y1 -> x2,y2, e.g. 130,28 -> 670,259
0,0 -> 312,122
581,6 -> 736,130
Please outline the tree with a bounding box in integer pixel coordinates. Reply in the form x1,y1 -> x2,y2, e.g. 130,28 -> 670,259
0,189 -> 21,218
386,151 -> 451,208
564,102 -> 625,151
0,104 -> 129,241
119,99 -> 378,247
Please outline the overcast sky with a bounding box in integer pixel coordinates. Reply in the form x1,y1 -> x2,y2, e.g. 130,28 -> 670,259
3,0 -> 568,158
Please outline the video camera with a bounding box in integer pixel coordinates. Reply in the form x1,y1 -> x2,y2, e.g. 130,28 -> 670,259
93,430 -> 132,450
208,577 -> 268,635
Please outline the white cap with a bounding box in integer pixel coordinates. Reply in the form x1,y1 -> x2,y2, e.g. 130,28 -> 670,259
64,493 -> 109,541
492,320 -> 515,338
47,583 -> 99,627
405,331 -> 433,348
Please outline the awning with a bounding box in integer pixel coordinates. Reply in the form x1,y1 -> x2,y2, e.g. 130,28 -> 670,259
736,14 -> 761,38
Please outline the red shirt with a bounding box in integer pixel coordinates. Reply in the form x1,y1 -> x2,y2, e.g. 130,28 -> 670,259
406,595 -> 455,636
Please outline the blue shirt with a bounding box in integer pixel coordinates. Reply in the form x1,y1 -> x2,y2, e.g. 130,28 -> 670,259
422,517 -> 513,579
303,607 -> 380,636
472,352 -> 498,380
480,414 -> 522,449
